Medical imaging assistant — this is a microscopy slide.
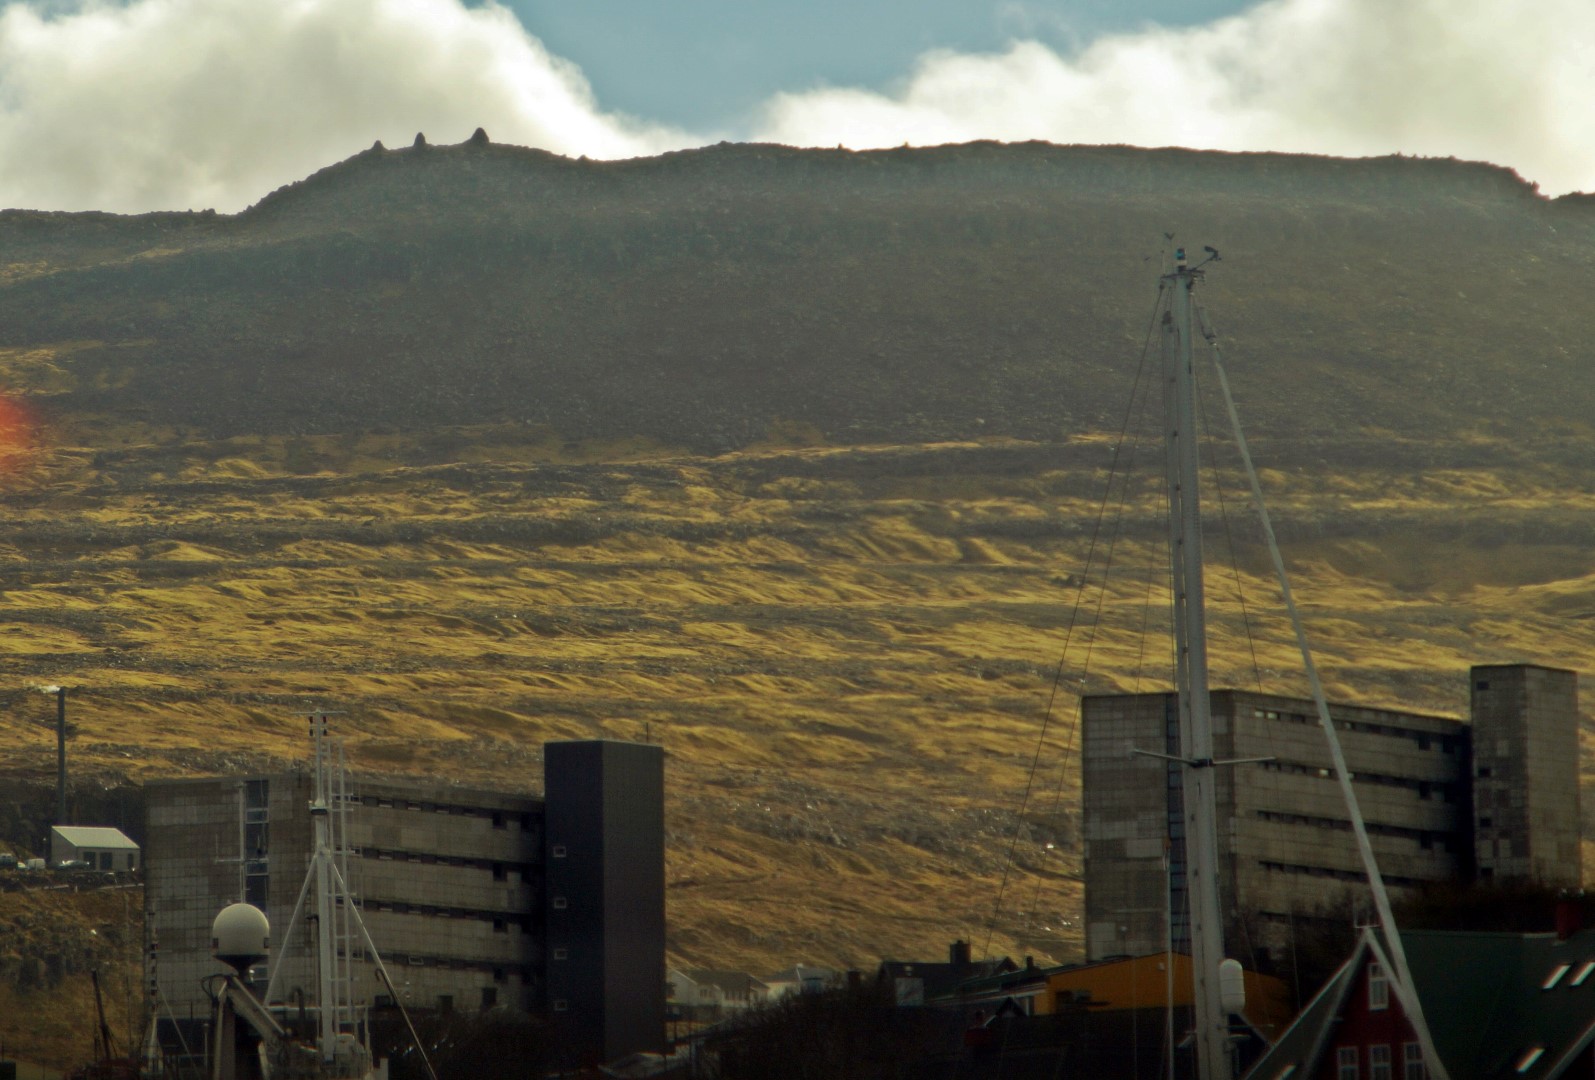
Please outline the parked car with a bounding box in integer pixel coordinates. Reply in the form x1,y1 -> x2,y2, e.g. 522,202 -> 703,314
53,859 -> 91,872
0,853 -> 18,869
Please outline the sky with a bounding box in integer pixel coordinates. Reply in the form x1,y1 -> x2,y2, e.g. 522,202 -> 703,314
0,0 -> 1589,213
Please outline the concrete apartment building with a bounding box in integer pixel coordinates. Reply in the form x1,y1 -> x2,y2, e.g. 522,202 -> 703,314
145,738 -> 664,1066
1082,663 -> 1581,964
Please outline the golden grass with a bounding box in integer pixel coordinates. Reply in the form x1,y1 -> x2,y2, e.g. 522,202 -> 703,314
0,416 -> 1589,1058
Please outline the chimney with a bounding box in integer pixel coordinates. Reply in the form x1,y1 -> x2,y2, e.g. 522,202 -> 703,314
950,939 -> 972,969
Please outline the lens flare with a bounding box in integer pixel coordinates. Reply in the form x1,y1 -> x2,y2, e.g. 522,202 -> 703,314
0,395 -> 38,472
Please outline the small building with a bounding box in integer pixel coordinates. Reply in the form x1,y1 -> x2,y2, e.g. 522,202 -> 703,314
1244,922 -> 1595,1080
879,941 -> 1017,1006
50,825 -> 139,871
667,968 -> 769,1021
762,964 -> 842,1000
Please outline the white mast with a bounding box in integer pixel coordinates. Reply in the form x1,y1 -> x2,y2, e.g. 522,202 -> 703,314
1161,247 -> 1230,1080
311,716 -> 340,1065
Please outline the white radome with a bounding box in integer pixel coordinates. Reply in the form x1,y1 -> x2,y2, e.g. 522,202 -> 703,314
212,903 -> 270,970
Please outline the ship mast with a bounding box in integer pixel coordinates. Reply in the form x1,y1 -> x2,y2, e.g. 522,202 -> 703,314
1161,247 -> 1230,1080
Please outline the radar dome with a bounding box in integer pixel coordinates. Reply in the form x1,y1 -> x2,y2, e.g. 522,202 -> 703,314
212,903 -> 269,972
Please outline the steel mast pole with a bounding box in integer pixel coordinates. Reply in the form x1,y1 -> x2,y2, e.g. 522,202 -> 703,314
311,716 -> 336,1065
1162,249 -> 1230,1080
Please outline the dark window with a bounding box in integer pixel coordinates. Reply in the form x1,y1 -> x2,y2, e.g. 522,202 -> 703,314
493,919 -> 507,933
492,863 -> 506,881
481,987 -> 497,1010
492,812 -> 505,830
1476,680 -> 1490,690
1480,817 -> 1493,828
438,995 -> 452,1014
1478,767 -> 1493,779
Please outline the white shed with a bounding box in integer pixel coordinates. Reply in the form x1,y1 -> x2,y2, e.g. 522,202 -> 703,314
50,826 -> 140,871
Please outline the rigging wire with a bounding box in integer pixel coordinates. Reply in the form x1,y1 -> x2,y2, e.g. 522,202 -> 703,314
979,279 -> 1169,963
1198,300 -> 1450,1080
1018,343 -> 1160,935
1193,364 -> 1268,695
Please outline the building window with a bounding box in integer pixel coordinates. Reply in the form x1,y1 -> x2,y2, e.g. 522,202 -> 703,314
1338,1047 -> 1359,1080
1368,962 -> 1389,1010
553,999 -> 569,1012
553,948 -> 568,960
493,918 -> 506,933
551,845 -> 567,859
552,896 -> 568,909
1478,767 -> 1493,778
1404,1043 -> 1427,1080
1371,1045 -> 1392,1080
481,987 -> 497,1009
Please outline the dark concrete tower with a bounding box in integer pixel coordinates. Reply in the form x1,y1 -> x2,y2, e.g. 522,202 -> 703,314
1470,664 -> 1582,886
543,740 -> 665,1065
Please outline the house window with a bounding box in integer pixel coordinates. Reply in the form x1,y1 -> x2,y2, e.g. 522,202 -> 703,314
481,987 -> 497,1009
1338,1047 -> 1359,1080
1404,1043 -> 1427,1080
1371,1045 -> 1392,1080
1368,962 -> 1389,1010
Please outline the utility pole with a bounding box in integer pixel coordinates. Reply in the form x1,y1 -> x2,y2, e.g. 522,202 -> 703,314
54,686 -> 68,826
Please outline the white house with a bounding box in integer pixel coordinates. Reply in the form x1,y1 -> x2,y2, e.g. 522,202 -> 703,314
49,826 -> 139,871
667,968 -> 769,1021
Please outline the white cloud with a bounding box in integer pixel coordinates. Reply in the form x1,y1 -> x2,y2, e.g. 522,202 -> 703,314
0,0 -> 691,213
0,0 -> 1591,212
753,0 -> 1595,196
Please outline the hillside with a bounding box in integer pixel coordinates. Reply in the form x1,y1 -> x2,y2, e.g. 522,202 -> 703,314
0,139 -> 1590,1052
